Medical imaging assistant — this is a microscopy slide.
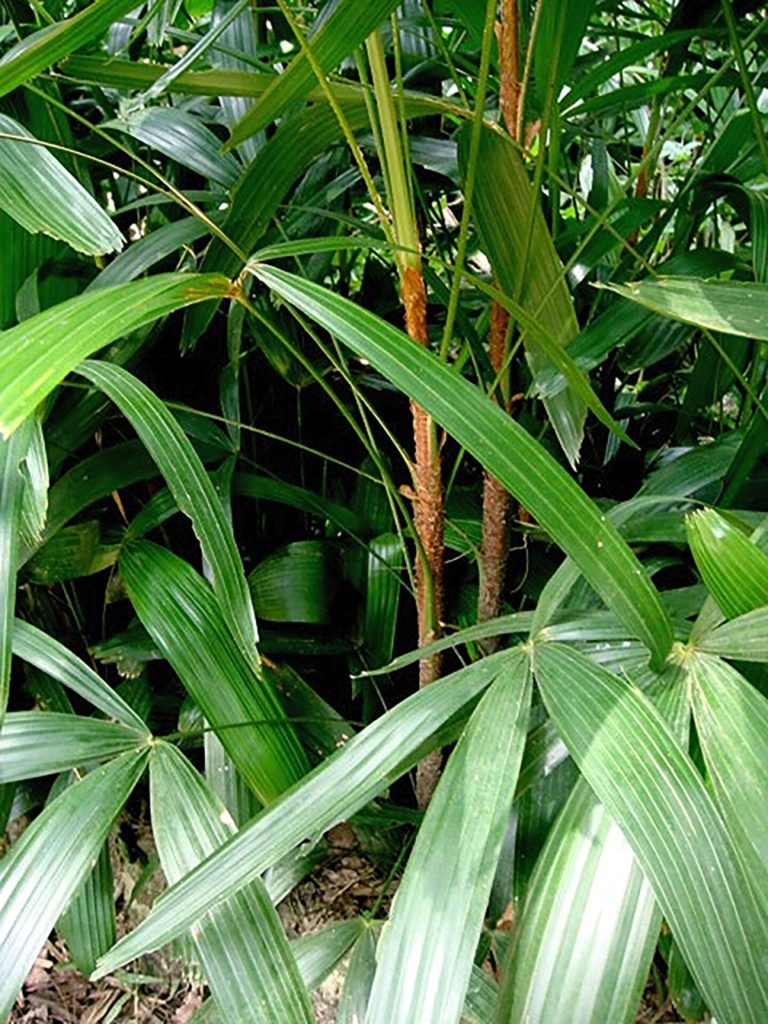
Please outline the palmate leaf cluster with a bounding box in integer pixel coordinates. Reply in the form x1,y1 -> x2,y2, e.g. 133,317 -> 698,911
0,1 -> 767,1022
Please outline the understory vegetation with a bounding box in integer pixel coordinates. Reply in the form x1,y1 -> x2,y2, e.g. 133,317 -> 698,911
1,1 -> 768,1021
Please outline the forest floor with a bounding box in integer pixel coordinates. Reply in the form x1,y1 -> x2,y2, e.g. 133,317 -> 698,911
9,814 -> 684,1023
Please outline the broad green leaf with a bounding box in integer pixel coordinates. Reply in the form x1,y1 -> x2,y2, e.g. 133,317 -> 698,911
605,278 -> 768,340
150,742 -> 314,1023
0,0 -> 143,97
112,108 -> 241,188
57,841 -> 115,975
0,748 -> 147,1021
249,540 -> 343,625
534,643 -> 768,1023
263,661 -> 353,761
640,435 -> 741,498
689,654 -> 768,902
496,782 -> 659,1024
59,54 -> 363,102
366,652 -> 532,1024
250,264 -> 673,667
292,919 -> 367,991
459,124 -> 586,466
92,651 -> 509,975
12,619 -> 150,733
696,606 -> 768,661
120,541 -> 307,802
77,360 -> 257,660
226,0 -> 402,147
0,272 -> 231,438
0,113 -> 122,255
686,508 -> 768,617
22,520 -> 115,583
0,421 -> 32,720
0,711 -> 146,782
497,679 -> 688,1024
87,217 -> 211,292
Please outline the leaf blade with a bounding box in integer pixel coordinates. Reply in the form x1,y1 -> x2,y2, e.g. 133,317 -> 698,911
0,113 -> 122,255
0,273 -> 231,438
0,749 -> 147,1020
366,652 -> 533,1024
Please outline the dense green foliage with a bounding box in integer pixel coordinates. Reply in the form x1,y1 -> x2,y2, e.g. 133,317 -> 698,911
1,1 -> 767,1021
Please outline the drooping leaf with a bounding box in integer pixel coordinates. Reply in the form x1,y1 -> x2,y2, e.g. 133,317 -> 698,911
459,124 -> 586,466
0,272 -> 232,438
534,643 -> 768,1023
112,108 -> 241,188
92,652 -> 510,975
233,471 -> 366,536
0,749 -> 148,1021
250,264 -> 673,667
365,652 -> 532,1024
0,113 -> 123,255
0,0 -> 144,97
119,541 -> 307,802
0,421 -> 32,720
76,360 -> 257,660
605,278 -> 768,340
150,742 -> 314,1023
87,217 -> 212,292
12,619 -> 150,732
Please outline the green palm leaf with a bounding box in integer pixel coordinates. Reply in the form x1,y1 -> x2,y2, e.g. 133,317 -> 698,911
249,264 -> 673,666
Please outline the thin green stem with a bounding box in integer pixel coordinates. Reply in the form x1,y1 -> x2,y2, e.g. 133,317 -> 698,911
274,0 -> 395,247
366,28 -> 419,271
438,0 -> 497,361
